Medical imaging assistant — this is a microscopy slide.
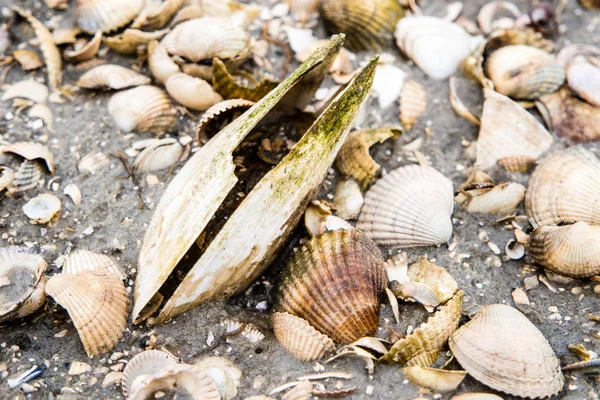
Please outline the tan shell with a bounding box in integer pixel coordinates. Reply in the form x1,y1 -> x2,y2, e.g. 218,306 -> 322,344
451,394 -> 504,400
12,49 -> 43,71
282,381 -> 313,400
333,179 -> 364,220
108,85 -> 178,134
196,99 -> 254,139
477,1 -> 520,34
194,0 -> 261,29
0,248 -> 47,322
525,147 -> 600,228
566,61 -> 600,108
52,28 -> 81,45
449,304 -> 564,398
161,18 -> 253,63
402,366 -> 467,393
3,141 -> 54,174
497,155 -> 536,173
62,183 -> 81,204
147,40 -> 180,85
0,167 -> 15,191
485,45 -> 564,100
63,249 -> 126,280
399,80 -> 427,131
288,0 -> 320,14
320,0 -> 404,51
456,180 -> 526,215
28,103 -> 54,132
335,128 -> 402,189
104,29 -> 169,55
165,73 -> 223,111
77,64 -> 151,90
170,5 -> 203,27
8,160 -> 44,193
131,0 -> 183,31
2,80 -> 49,104
122,350 -> 178,397
128,364 -> 220,400
45,270 -> 129,357
273,311 -> 335,361
276,229 -> 387,344
23,194 -> 61,225
448,77 -> 480,125
64,31 -> 102,63
406,257 -> 458,305
75,0 -> 145,34
382,290 -> 463,365
211,59 -> 278,102
133,138 -> 184,173
357,164 -> 454,248
78,152 -> 110,174
195,357 -> 242,400
475,89 -> 553,171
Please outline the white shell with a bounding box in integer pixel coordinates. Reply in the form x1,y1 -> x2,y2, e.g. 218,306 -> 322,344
133,138 -> 184,173
22,194 -> 61,224
165,73 -> 223,111
2,80 -> 49,103
78,152 -> 109,175
148,40 -> 180,85
77,64 -> 150,90
63,183 -> 82,205
76,0 -> 145,33
567,61 -> 600,107
333,179 -> 364,220
122,350 -> 178,397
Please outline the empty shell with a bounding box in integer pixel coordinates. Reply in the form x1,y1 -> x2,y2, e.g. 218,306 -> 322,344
76,0 -> 145,34
78,152 -> 110,174
165,73 -> 223,111
147,40 -> 180,84
456,172 -> 525,215
399,80 -> 427,131
103,29 -> 169,55
273,311 -> 335,361
64,31 -> 102,63
497,155 -> 536,173
0,167 -> 15,191
128,364 -> 220,400
122,350 -> 178,397
78,64 -> 150,90
63,249 -> 126,280
211,58 -> 279,102
406,257 -> 457,305
131,0 -> 183,31
8,160 -> 44,193
3,141 -> 54,174
23,194 -> 61,225
195,357 -> 242,400
133,138 -> 184,173
12,49 -> 43,71
2,80 -> 49,104
196,99 -> 254,139
333,179 -> 364,220
357,164 -> 454,248
567,60 -> 600,108
402,366 -> 466,393
449,304 -> 563,398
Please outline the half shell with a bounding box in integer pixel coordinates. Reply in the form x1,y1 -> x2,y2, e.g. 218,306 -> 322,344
333,179 -> 363,220
103,29 -> 169,55
402,366 -> 466,393
131,0 -> 183,31
63,249 -> 126,280
399,80 -> 427,131
133,138 -> 184,173
122,350 -> 178,397
77,64 -> 151,90
449,304 -> 564,398
64,31 -> 102,63
147,40 -> 180,85
165,73 -> 223,111
23,194 -> 61,225
8,160 -> 44,193
196,99 -> 254,139
567,60 -> 600,108
3,141 -> 54,174
273,311 -> 335,361
2,80 -> 49,104
128,364 -> 220,400
76,0 -> 145,34
456,172 -> 525,215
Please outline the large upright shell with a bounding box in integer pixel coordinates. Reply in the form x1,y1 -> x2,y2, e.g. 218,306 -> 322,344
45,270 -> 129,357
525,147 -> 600,228
276,229 -> 387,344
77,64 -> 151,90
108,85 -> 178,134
449,304 -> 564,398
319,0 -> 404,51
357,165 -> 454,248
272,311 -> 335,361
76,0 -> 145,34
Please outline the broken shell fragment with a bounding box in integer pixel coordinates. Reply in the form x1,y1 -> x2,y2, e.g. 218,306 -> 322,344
456,173 -> 525,215
449,304 -> 564,398
28,104 -> 54,132
195,357 -> 242,400
108,85 -> 178,134
399,80 -> 427,131
131,0 -> 183,31
406,257 -> 457,305
211,59 -> 278,102
357,164 -> 454,248
165,73 -> 223,111
64,249 -> 126,280
497,155 -> 536,173
45,270 -> 129,357
3,141 -> 54,174
12,49 -> 43,71
0,167 -> 15,191
133,138 -> 184,173
333,179 -> 364,220
78,65 -> 151,90
402,366 -> 467,393
128,364 -> 220,400
566,61 -> 600,108
273,311 -> 335,361
2,80 -> 49,104
104,29 -> 169,55
23,194 -> 61,225
76,0 -> 145,34
64,31 -> 102,63
63,184 -> 82,205
196,99 -> 254,139
147,40 -> 180,85
121,350 -> 178,397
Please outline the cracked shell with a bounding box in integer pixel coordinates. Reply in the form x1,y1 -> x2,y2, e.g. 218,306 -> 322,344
76,0 -> 145,34
273,311 -> 335,361
122,350 -> 178,397
449,304 -> 564,398
77,64 -> 151,90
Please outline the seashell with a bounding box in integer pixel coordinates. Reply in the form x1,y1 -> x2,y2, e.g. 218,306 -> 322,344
567,61 -> 600,108
13,7 -> 62,89
161,18 -> 253,63
449,304 -> 564,398
399,80 -> 427,131
273,311 -> 336,361
131,0 -> 183,31
8,160 -> 44,193
276,229 -> 387,344
45,270 -> 129,357
382,291 -> 463,365
335,128 -> 402,189
580,0 -> 600,9
2,80 -> 49,104
77,64 -> 151,90
395,16 -> 483,80
104,29 -> 169,55
52,28 -> 81,45
448,77 -> 481,125
78,152 -> 110,174
170,5 -> 203,27
556,44 -> 600,69
23,194 -> 61,225
108,85 -> 178,134
211,59 -> 278,102
75,0 -> 145,34
181,63 -> 213,81
402,366 -> 467,393
319,0 -> 404,51
64,31 -> 102,63
0,167 -> 15,191
195,0 -> 261,29
133,138 -> 184,173
497,155 -> 536,173
63,183 -> 82,205
12,49 -> 43,71
28,104 -> 54,132
282,381 -> 313,400
121,350 -> 178,397
195,357 -> 242,400
147,40 -> 180,85
0,248 -> 47,323
64,249 -> 126,280
406,257 -> 457,305
128,364 -> 220,400
527,222 -> 600,278
451,394 -> 504,400
333,179 -> 363,220
196,99 -> 254,139
477,1 -> 520,34
456,172 -> 525,215
165,73 -> 223,111
484,45 -> 564,100
525,147 -> 600,228
357,164 -> 454,248
475,89 -> 553,171
3,141 -> 54,174
304,202 -> 332,237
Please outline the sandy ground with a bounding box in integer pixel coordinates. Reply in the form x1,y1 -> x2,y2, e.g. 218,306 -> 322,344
1,0 -> 600,399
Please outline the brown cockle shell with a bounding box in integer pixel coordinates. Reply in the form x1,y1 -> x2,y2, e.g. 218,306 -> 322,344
449,304 -> 564,398
273,311 -> 335,361
122,350 -> 178,397
77,64 -> 151,90
399,80 -> 427,131
45,270 -> 129,357
76,0 -> 145,34
276,229 -> 387,344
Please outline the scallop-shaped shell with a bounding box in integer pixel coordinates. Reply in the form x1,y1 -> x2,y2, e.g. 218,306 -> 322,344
3,141 -> 54,174
63,249 -> 126,280
2,80 -> 49,104
0,248 -> 47,323
196,99 -> 254,139
276,229 -> 387,344
402,366 -> 466,393
527,222 -> 600,278
12,49 -> 43,71
77,64 -> 151,90
399,80 -> 427,131
128,364 -> 220,400
449,304 -> 564,398
456,182 -> 525,215
104,29 -> 169,55
567,61 -> 600,108
161,18 -> 253,63
497,155 -> 536,173
148,40 -> 180,85
122,350 -> 178,397
45,270 -> 129,357
131,0 -> 183,31
382,291 -> 463,365
475,89 -> 553,171
336,128 -> 401,190
485,45 -> 564,100
319,0 -> 404,51
525,147 -> 600,228
333,179 -> 364,220
64,31 -> 102,63
133,138 -> 184,173
108,86 -> 178,134
23,194 -> 61,225
8,160 -> 44,193
273,311 -> 335,361
357,165 -> 454,248
165,73 -> 223,111
76,0 -> 145,34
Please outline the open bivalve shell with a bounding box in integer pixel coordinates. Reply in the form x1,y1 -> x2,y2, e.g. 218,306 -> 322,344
63,249 -> 126,280
273,311 -> 335,361
45,270 -> 129,357
449,304 -> 564,398
76,0 -> 145,34
122,350 -> 178,397
3,141 -> 54,174
77,64 -> 151,90
357,164 -> 454,248
525,147 -> 600,228
0,247 -> 47,323
23,194 -> 61,225
165,73 -> 223,111
128,364 -> 220,400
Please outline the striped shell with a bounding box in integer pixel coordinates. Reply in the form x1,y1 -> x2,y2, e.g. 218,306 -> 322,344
3,141 -> 54,174
273,311 -> 335,361
357,165 -> 454,248
128,364 -> 220,400
7,160 -> 44,193
63,249 -> 126,280
76,0 -> 145,34
131,0 -> 183,31
165,73 -> 223,111
122,350 -> 178,397
567,61 -> 600,108
399,80 -> 427,131
449,304 -> 564,398
497,155 -> 536,173
196,99 -> 254,140
77,64 -> 150,90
